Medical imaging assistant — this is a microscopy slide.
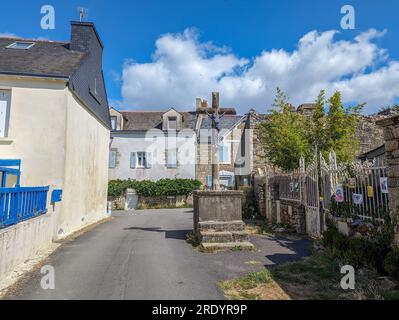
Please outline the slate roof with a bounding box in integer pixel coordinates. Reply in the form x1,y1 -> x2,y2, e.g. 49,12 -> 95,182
0,22 -> 111,129
200,115 -> 244,130
120,111 -> 197,131
0,38 -> 85,78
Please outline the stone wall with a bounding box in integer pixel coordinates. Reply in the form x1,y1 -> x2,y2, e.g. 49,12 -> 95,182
253,174 -> 306,234
376,114 -> 399,245
279,199 -> 306,234
357,115 -> 385,155
246,110 -> 269,174
138,195 -> 193,208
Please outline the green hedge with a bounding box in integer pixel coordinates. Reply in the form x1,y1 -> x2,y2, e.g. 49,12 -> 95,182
108,179 -> 202,197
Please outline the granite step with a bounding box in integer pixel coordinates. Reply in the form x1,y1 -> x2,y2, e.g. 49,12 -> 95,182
198,220 -> 245,232
200,231 -> 233,243
231,231 -> 250,242
201,241 -> 255,252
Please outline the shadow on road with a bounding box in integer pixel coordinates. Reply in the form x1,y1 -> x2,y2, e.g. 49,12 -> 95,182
123,226 -> 192,240
261,236 -> 312,266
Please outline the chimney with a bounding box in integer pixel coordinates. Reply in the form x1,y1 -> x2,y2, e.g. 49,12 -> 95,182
196,98 -> 202,109
196,98 -> 209,113
212,92 -> 220,109
70,21 -> 103,54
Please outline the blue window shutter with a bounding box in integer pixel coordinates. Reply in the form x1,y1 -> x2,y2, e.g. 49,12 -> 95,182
146,152 -> 152,168
207,175 -> 212,188
130,152 -> 136,169
219,146 -> 224,162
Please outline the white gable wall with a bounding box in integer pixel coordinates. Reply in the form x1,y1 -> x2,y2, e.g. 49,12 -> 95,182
109,131 -> 196,181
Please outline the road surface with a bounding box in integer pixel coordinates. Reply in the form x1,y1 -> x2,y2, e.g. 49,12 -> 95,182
5,209 -> 311,300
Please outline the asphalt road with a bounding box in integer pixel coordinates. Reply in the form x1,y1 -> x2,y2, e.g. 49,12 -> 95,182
5,209 -> 311,300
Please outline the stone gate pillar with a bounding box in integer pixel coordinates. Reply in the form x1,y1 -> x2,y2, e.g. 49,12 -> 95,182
377,115 -> 399,245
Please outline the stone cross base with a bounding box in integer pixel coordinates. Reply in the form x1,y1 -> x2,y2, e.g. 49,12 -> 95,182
193,190 -> 254,251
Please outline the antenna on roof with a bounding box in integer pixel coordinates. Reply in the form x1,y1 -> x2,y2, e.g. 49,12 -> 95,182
77,7 -> 89,22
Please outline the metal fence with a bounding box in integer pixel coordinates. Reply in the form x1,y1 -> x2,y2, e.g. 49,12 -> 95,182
275,169 -> 302,202
0,186 -> 49,229
327,156 -> 388,223
260,151 -> 389,230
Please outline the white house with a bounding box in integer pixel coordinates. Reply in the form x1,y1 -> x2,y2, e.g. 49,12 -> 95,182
109,108 -> 197,181
0,21 -> 111,281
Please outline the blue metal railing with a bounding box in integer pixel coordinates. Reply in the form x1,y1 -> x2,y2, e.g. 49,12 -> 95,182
0,186 -> 49,229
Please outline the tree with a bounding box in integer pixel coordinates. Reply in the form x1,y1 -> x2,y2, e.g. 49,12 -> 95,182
308,90 -> 327,154
258,88 -> 363,170
326,91 -> 363,163
257,88 -> 311,170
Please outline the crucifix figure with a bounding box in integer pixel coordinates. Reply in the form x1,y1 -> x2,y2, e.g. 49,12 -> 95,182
207,92 -> 225,191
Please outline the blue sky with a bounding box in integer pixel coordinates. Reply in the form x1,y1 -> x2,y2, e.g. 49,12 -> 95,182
1,0 -> 398,114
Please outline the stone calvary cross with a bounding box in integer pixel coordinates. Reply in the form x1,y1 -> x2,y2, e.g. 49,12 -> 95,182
206,92 -> 225,191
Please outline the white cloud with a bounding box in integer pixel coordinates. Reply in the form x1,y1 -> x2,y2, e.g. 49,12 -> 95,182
0,33 -> 20,38
0,32 -> 49,41
121,28 -> 399,114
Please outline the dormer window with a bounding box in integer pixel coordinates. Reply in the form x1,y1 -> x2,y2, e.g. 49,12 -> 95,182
6,42 -> 35,50
168,117 -> 177,130
110,116 -> 117,130
90,75 -> 102,104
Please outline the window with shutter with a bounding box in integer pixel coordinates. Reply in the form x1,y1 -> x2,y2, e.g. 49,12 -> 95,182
0,90 -> 11,138
109,150 -> 117,168
130,152 -> 137,169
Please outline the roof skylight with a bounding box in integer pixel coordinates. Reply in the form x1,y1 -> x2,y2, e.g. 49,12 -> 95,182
6,42 -> 36,50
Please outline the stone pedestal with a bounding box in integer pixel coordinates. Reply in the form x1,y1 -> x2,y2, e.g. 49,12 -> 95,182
193,190 -> 254,250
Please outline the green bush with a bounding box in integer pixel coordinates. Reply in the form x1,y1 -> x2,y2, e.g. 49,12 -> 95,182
384,248 -> 399,281
108,178 -> 202,197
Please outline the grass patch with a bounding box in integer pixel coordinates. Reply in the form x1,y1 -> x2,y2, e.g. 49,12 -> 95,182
245,221 -> 274,236
186,231 -> 201,247
219,249 -> 399,300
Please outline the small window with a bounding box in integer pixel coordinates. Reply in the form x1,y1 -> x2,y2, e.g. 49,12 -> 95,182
168,117 -> 177,130
109,150 -> 117,168
6,42 -> 35,50
110,116 -> 117,130
166,149 -> 177,168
